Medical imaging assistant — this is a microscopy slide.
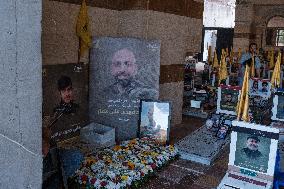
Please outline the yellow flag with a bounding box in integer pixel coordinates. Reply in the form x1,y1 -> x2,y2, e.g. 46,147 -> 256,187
208,46 -> 212,65
237,64 -> 250,122
76,0 -> 92,58
271,51 -> 282,88
269,49 -> 275,69
229,50 -> 234,65
219,54 -> 228,84
213,50 -> 219,68
226,47 -> 229,57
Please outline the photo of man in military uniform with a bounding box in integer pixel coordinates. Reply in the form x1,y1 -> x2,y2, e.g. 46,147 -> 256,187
53,75 -> 79,116
104,48 -> 158,99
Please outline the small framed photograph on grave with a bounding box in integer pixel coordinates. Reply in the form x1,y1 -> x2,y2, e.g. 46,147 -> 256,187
138,100 -> 171,144
249,78 -> 271,98
229,121 -> 279,176
216,125 -> 229,139
217,85 -> 241,115
271,90 -> 284,121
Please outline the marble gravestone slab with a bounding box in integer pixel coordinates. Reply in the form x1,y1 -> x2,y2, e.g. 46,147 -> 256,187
175,124 -> 230,165
89,37 -> 160,141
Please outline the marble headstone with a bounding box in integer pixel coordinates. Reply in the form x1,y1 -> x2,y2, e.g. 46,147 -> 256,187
89,37 -> 160,141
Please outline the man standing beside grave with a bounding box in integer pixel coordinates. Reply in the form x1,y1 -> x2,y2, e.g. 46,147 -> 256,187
239,43 -> 261,86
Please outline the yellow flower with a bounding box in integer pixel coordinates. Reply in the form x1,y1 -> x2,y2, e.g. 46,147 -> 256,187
113,145 -> 121,151
151,152 -> 158,157
129,139 -> 137,145
128,161 -> 135,170
106,159 -> 112,164
169,145 -> 175,151
121,175 -> 128,181
141,159 -> 147,164
85,157 -> 97,165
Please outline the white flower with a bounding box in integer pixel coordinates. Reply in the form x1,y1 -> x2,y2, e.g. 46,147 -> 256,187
107,171 -> 116,179
106,181 -> 116,189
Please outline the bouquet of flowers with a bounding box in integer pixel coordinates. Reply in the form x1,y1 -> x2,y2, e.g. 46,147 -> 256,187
73,137 -> 178,188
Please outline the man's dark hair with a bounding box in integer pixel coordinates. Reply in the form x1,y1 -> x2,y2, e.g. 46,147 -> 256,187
247,135 -> 260,142
57,75 -> 72,91
262,81 -> 268,86
249,42 -> 257,49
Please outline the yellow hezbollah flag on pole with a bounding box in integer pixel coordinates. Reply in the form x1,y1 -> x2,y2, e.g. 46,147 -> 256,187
269,48 -> 275,70
237,64 -> 250,122
271,51 -> 282,88
213,50 -> 219,68
76,0 -> 92,59
218,53 -> 228,84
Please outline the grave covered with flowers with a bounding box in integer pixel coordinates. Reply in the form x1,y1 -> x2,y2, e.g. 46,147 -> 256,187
72,137 -> 178,188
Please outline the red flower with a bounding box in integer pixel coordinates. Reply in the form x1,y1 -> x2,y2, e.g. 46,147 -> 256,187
90,178 -> 97,184
151,163 -> 157,169
81,174 -> 88,182
140,171 -> 145,177
101,181 -> 107,187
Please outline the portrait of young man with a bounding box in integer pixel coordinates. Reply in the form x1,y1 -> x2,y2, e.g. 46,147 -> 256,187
260,81 -> 268,93
43,63 -> 89,142
220,89 -> 238,111
53,75 -> 79,116
251,80 -> 259,93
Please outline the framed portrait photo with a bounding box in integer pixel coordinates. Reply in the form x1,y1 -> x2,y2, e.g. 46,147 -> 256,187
217,85 -> 241,115
42,64 -> 88,142
138,100 -> 171,144
229,121 -> 279,179
216,125 -> 229,139
271,90 -> 284,121
249,78 -> 271,98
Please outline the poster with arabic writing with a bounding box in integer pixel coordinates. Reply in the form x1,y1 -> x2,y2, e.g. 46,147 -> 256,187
42,64 -> 88,142
89,37 -> 160,141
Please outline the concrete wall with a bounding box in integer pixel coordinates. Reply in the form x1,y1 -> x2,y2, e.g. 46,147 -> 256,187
0,0 -> 42,188
234,1 -> 284,50
42,0 -> 203,125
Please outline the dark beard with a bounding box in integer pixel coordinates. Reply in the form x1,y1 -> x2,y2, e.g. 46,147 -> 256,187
116,78 -> 132,88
